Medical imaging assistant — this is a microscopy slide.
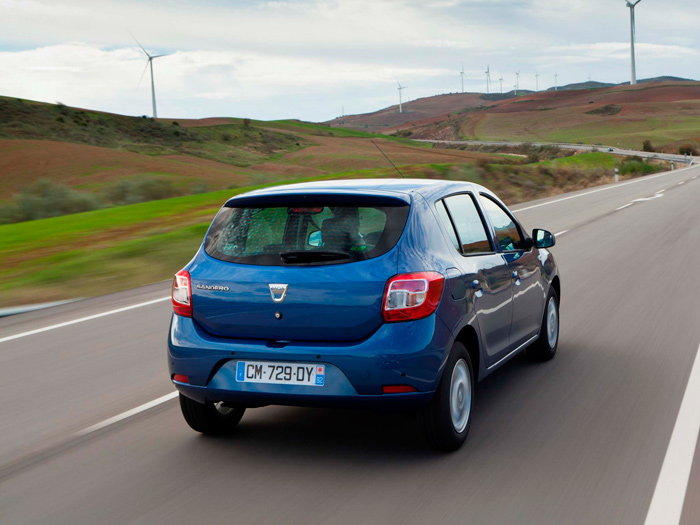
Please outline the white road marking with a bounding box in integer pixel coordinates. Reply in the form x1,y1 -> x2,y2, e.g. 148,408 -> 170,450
514,166 -> 695,213
555,230 -> 568,237
75,391 -> 178,437
631,194 -> 664,203
0,297 -> 171,344
656,189 -> 666,194
678,181 -> 685,185
645,340 -> 700,525
616,203 -> 634,210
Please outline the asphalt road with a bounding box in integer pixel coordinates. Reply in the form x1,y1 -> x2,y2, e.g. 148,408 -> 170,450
415,139 -> 699,165
2,165 -> 700,524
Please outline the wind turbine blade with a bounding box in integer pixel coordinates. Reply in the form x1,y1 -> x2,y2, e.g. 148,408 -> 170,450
151,54 -> 169,59
129,31 -> 151,58
136,59 -> 150,91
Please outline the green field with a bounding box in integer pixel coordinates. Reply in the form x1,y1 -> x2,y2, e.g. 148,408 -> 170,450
0,156 -> 663,307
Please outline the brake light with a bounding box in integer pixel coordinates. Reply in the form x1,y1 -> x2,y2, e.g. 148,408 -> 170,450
172,269 -> 192,317
173,374 -> 189,384
382,271 -> 445,322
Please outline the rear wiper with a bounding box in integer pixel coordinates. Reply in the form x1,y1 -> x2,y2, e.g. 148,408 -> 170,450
279,251 -> 350,263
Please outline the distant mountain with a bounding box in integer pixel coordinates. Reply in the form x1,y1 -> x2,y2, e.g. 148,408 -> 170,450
480,90 -> 533,102
546,81 -> 615,92
625,76 -> 696,85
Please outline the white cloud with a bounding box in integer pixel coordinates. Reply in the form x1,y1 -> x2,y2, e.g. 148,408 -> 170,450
0,0 -> 698,121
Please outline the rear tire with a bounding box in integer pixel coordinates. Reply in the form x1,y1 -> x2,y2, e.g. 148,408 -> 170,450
527,288 -> 559,362
179,394 -> 246,435
418,342 -> 474,452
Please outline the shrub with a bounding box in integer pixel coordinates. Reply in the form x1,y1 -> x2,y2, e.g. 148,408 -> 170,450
171,121 -> 180,126
191,182 -> 209,194
642,140 -> 655,152
13,179 -> 102,221
103,177 -> 179,205
618,159 -> 660,176
243,118 -> 251,128
679,143 -> 699,156
221,132 -> 232,142
0,202 -> 20,224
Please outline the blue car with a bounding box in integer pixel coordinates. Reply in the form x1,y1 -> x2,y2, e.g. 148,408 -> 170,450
169,179 -> 560,450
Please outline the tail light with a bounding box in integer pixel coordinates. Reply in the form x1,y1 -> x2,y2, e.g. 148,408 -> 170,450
172,269 -> 192,317
382,272 -> 444,322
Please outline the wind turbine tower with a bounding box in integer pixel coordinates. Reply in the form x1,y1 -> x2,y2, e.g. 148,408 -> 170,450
396,80 -> 407,113
132,34 -> 168,118
499,73 -> 504,94
626,0 -> 644,85
535,70 -> 540,92
485,65 -> 491,94
460,63 -> 465,94
555,72 -> 558,91
515,70 -> 520,95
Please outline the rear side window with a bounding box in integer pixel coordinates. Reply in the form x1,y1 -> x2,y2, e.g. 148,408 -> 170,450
443,194 -> 492,255
435,201 -> 460,251
480,195 -> 525,252
205,204 -> 409,266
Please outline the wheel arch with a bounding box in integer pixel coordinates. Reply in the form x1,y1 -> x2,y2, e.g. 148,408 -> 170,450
454,324 -> 481,382
551,275 -> 561,304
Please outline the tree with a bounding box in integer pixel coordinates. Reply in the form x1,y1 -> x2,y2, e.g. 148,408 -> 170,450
642,140 -> 654,152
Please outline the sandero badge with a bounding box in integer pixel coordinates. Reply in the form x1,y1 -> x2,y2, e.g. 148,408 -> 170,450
168,179 -> 561,451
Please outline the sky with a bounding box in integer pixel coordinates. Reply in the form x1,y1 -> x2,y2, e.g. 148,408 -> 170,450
1,0 -> 699,122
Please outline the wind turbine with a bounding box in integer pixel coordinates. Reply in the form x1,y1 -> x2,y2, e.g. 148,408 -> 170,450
396,80 -> 407,113
460,63 -> 465,94
626,0 -> 644,85
514,70 -> 520,95
555,72 -> 559,91
499,73 -> 504,94
485,65 -> 491,94
535,70 -> 540,92
131,33 -> 168,118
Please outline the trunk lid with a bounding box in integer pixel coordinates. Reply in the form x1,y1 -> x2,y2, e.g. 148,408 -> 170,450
190,192 -> 410,342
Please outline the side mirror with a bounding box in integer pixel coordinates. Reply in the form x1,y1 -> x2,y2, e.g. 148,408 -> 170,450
308,230 -> 322,247
533,229 -> 555,249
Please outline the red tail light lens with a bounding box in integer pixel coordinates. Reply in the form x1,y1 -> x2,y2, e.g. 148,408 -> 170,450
172,270 -> 192,317
382,271 -> 445,322
173,374 -> 189,384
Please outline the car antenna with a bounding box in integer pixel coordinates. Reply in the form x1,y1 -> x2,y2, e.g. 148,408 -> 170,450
371,139 -> 405,178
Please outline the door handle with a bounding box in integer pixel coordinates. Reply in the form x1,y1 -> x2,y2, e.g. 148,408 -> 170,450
512,270 -> 521,286
512,271 -> 518,279
472,280 -> 483,298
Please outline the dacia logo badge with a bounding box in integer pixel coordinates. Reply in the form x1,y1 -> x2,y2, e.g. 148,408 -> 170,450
269,283 -> 289,303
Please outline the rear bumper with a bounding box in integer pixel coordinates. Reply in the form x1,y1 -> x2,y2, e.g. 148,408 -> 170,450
168,313 -> 454,411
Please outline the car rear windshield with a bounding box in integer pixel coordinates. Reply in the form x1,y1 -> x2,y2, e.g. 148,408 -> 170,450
204,202 -> 410,266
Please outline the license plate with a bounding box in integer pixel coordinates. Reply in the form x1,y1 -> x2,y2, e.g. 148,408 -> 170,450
236,361 -> 325,386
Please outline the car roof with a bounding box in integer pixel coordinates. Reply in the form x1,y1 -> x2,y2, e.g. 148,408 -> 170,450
228,178 -> 491,204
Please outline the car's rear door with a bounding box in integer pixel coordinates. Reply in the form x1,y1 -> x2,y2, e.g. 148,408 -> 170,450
478,194 -> 545,348
437,194 -> 513,362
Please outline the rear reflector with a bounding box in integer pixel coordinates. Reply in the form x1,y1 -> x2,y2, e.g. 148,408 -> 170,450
382,385 -> 417,394
173,374 -> 189,384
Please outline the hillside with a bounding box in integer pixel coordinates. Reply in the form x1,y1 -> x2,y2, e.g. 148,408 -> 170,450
326,80 -> 700,150
399,82 -> 700,150
0,97 -> 498,204
326,93 -> 489,133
